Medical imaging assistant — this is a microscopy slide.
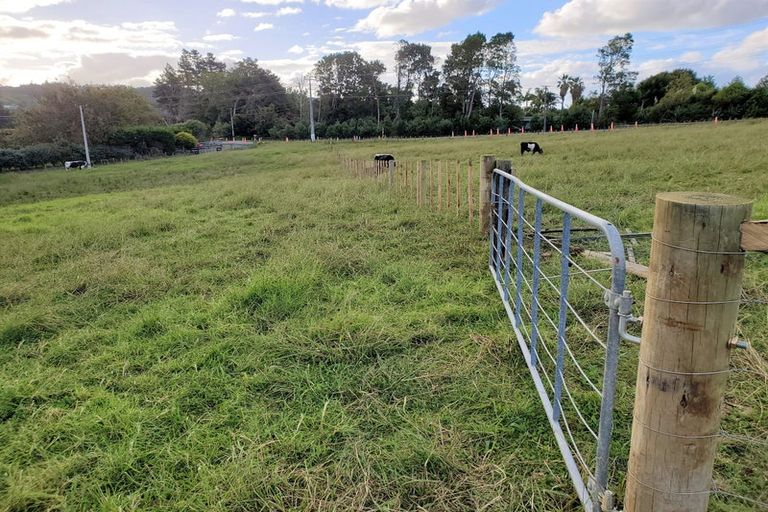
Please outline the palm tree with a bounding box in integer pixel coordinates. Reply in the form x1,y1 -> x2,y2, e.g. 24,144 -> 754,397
557,74 -> 570,110
568,76 -> 585,105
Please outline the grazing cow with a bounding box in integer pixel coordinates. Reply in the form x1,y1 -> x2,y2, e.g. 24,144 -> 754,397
373,154 -> 395,163
373,154 -> 396,174
520,142 -> 543,155
64,160 -> 88,169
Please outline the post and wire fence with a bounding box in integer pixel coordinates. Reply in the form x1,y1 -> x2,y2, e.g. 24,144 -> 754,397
344,153 -> 767,512
342,157 -> 483,227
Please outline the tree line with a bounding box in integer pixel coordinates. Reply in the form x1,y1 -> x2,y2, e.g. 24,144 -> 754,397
1,31 -> 768,157
146,32 -> 768,138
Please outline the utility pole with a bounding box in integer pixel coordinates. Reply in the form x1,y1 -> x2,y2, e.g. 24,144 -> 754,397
230,100 -> 238,141
308,75 -> 316,142
79,105 -> 91,168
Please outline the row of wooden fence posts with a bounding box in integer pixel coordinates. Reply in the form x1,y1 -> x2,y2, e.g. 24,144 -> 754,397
344,157 -> 485,226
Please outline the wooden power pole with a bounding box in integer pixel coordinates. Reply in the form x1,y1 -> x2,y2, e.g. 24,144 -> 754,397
625,192 -> 752,512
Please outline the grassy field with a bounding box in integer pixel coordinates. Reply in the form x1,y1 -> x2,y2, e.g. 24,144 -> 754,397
0,120 -> 766,511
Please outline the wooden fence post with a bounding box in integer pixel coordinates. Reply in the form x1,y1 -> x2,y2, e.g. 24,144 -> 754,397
388,160 -> 395,189
437,161 -> 443,211
419,160 -> 427,206
467,160 -> 473,225
625,192 -> 752,512
480,155 -> 496,234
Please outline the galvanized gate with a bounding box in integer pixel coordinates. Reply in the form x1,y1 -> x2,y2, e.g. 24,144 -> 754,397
489,167 -> 637,512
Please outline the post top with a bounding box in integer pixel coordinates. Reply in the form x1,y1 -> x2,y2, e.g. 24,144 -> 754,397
657,191 -> 752,207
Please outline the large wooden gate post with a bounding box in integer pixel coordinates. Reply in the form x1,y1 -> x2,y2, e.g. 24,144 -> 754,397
480,155 -> 496,234
625,192 -> 752,512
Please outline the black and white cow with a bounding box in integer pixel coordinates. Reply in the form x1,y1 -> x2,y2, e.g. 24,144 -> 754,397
64,160 -> 88,169
520,142 -> 543,155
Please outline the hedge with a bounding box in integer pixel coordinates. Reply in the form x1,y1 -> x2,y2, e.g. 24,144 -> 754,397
108,126 -> 176,155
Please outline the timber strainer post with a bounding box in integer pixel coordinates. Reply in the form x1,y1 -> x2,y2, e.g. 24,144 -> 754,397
625,192 -> 752,512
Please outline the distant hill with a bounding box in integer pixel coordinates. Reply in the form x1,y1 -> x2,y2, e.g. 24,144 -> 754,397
0,84 -> 52,110
0,84 -> 159,110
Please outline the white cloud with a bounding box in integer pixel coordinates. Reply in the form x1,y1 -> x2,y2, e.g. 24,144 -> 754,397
322,0 -> 390,8
535,0 -> 768,37
520,58 -> 596,93
276,6 -> 302,15
288,44 -> 305,54
254,22 -> 274,31
242,11 -> 268,17
202,33 -> 239,41
711,26 -> 768,74
218,49 -> 245,62
240,0 -> 302,4
517,37 -> 601,58
217,8 -> 237,17
0,14 -> 180,85
0,0 -> 69,13
354,0 -> 501,37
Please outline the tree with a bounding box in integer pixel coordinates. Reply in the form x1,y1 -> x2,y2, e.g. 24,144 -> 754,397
713,77 -> 751,119
596,33 -> 637,122
485,32 -> 520,119
530,87 -> 558,113
14,84 -> 160,145
568,76 -> 585,105
557,74 -> 570,110
640,70 -> 715,123
314,51 -> 386,125
0,104 -> 13,129
225,58 -> 289,137
394,40 -> 435,118
155,51 -> 289,137
154,64 -> 187,123
443,32 -> 487,119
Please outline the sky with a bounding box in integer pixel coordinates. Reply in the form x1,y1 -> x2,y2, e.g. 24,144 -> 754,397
1,0 -> 767,93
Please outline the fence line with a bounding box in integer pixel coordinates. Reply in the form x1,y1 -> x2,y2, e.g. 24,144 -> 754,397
342,157 -> 483,227
343,154 -> 767,512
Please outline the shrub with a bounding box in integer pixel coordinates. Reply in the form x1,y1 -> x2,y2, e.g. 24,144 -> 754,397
174,131 -> 198,150
110,126 -> 176,155
0,149 -> 22,171
170,120 -> 208,140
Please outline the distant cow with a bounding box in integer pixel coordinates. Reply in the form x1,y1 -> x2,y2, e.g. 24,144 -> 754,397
520,142 -> 543,155
374,154 -> 396,174
64,160 -> 88,169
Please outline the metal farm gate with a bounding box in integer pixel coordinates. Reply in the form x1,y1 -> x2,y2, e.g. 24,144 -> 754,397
488,167 -> 640,512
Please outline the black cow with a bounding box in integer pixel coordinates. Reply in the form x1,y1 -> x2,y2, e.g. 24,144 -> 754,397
374,154 -> 396,174
520,142 -> 543,155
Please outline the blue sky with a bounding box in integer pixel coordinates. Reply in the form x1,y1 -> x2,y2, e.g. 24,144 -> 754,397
1,0 -> 767,92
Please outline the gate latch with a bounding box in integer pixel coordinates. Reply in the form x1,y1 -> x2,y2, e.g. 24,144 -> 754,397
604,290 -> 643,344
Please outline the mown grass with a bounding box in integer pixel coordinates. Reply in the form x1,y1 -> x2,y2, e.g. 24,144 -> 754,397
1,119 -> 766,511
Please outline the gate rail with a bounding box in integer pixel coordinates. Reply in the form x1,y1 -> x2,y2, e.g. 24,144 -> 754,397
489,167 -> 630,512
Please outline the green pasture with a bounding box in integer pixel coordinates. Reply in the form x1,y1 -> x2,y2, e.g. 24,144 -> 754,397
0,120 -> 766,511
